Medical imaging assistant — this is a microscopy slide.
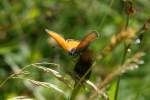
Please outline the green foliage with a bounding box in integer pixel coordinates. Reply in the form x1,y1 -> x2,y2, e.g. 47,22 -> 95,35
0,0 -> 150,100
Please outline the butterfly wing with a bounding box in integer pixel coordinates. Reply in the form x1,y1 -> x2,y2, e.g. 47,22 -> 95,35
75,31 -> 99,52
46,29 -> 70,51
46,29 -> 98,55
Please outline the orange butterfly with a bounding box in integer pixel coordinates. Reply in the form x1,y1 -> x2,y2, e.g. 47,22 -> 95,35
45,29 -> 98,56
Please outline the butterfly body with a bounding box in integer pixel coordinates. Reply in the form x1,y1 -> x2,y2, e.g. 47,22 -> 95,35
46,29 -> 98,80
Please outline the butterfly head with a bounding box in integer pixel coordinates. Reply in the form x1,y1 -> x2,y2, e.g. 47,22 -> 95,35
69,48 -> 80,57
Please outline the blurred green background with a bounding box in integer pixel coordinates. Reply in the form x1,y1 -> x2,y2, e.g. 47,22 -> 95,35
0,0 -> 150,100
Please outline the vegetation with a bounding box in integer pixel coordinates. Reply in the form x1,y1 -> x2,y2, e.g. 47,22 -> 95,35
0,0 -> 150,100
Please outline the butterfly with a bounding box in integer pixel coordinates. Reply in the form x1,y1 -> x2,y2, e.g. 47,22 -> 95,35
45,29 -> 98,56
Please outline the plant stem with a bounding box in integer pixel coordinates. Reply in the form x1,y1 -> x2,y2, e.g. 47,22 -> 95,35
114,43 -> 128,100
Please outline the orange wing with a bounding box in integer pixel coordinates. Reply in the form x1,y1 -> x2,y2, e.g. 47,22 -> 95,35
76,31 -> 99,51
46,29 -> 81,52
46,29 -> 98,54
46,29 -> 70,51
